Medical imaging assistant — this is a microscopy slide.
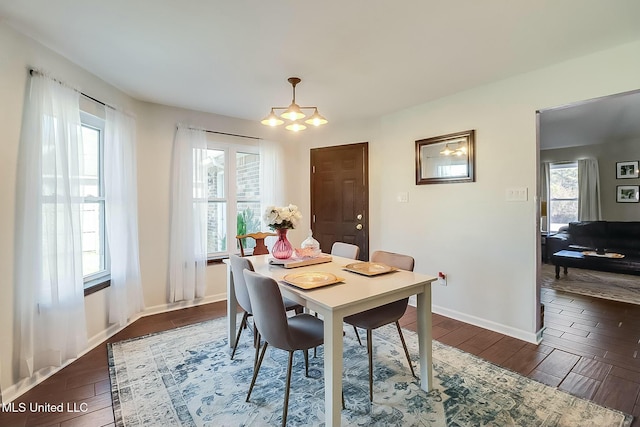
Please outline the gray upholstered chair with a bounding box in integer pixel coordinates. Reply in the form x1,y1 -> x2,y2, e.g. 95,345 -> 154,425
229,255 -> 302,362
343,250 -> 416,401
243,270 -> 325,427
331,241 -> 360,260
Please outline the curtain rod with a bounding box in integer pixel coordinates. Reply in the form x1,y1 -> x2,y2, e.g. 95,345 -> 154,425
186,127 -> 261,141
29,70 -> 261,140
29,68 -> 115,110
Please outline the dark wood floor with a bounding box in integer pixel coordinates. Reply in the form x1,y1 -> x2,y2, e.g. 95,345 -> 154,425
2,286 -> 640,426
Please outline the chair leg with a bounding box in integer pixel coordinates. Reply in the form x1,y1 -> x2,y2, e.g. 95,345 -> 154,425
231,312 -> 249,360
253,323 -> 258,347
353,325 -> 363,346
304,349 -> 309,377
253,329 -> 261,370
282,351 -> 294,427
395,321 -> 416,378
247,342 -> 268,402
367,329 -> 373,402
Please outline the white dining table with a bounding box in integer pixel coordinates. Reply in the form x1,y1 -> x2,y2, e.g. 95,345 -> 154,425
225,254 -> 436,427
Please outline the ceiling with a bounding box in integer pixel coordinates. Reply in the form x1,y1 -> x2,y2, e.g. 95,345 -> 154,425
1,1 -> 640,130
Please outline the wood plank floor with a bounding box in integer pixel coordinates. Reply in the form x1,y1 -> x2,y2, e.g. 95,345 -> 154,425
2,286 -> 640,426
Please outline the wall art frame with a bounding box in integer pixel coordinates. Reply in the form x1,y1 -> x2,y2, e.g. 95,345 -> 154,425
616,185 -> 640,203
415,129 -> 475,185
616,161 -> 639,179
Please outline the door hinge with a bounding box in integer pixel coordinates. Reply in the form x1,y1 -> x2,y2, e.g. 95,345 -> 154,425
313,214 -> 316,223
312,165 -> 315,173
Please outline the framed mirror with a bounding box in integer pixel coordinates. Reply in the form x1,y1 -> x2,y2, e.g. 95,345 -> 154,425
415,129 -> 475,184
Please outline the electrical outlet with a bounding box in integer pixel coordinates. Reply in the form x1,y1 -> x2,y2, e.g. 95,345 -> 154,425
437,272 -> 447,286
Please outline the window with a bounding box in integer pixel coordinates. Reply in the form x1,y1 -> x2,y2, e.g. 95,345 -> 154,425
204,142 -> 261,257
79,112 -> 110,287
549,162 -> 578,232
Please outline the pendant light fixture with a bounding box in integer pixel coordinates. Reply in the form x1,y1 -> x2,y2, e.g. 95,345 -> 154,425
261,77 -> 328,132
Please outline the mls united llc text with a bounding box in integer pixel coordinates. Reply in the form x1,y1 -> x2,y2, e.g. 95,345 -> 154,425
2,402 -> 89,413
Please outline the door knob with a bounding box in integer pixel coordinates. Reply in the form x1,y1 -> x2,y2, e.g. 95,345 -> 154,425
357,214 -> 363,220
356,224 -> 363,230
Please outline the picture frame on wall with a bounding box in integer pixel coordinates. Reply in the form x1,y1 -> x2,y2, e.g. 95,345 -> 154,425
616,185 -> 640,203
616,161 -> 639,179
415,129 -> 475,185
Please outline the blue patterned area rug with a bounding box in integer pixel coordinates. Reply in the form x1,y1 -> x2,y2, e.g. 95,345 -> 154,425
108,316 -> 631,426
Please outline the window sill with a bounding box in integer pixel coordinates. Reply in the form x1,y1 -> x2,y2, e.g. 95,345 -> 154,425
207,250 -> 250,265
84,278 -> 110,296
207,256 -> 227,265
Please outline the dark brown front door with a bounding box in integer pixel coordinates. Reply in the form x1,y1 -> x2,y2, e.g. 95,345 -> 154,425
310,143 -> 369,261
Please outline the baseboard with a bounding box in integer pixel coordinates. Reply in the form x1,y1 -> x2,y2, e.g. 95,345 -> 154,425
141,293 -> 226,317
2,293 -> 226,403
407,300 -> 539,344
85,292 -> 226,348
431,304 -> 540,344
2,367 -> 63,405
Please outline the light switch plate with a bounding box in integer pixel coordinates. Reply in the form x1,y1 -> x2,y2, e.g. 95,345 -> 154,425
397,192 -> 409,203
506,187 -> 528,201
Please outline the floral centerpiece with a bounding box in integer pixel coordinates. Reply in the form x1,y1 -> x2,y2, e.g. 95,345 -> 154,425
263,204 -> 302,230
263,204 -> 302,258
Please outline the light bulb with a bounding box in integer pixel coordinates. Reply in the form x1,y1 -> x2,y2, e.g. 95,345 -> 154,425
281,103 -> 305,121
304,109 -> 328,126
285,122 -> 307,132
261,110 -> 284,126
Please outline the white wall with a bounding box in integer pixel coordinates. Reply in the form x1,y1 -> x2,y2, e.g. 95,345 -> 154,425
297,39 -> 640,342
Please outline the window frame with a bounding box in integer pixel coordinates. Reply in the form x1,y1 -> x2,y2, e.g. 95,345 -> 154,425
79,111 -> 111,291
548,161 -> 579,232
204,137 -> 261,260
204,147 -> 228,256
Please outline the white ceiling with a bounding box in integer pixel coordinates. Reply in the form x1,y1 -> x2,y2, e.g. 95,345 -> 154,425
2,1 -> 640,131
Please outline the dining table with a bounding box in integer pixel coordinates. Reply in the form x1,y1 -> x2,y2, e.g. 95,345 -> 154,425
225,253 -> 437,427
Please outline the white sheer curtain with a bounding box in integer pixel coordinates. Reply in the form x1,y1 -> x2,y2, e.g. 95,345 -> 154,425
105,108 -> 145,326
259,139 -> 285,212
259,140 -> 286,247
578,158 -> 602,221
15,73 -> 87,378
168,126 -> 208,302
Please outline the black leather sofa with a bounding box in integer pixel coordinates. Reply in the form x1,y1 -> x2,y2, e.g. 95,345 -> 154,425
547,221 -> 640,276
